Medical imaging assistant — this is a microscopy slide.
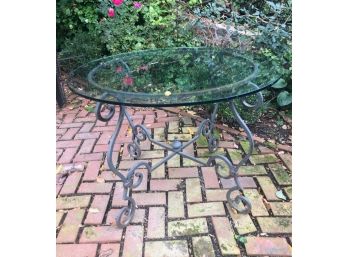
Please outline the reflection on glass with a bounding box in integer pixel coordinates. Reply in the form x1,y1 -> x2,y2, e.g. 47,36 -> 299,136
68,47 -> 281,106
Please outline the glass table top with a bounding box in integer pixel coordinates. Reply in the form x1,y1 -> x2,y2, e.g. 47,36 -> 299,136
68,47 -> 281,107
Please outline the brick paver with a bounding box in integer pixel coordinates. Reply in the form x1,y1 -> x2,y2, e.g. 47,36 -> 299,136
147,207 -> 165,238
99,244 -> 120,257
56,195 -> 91,209
192,236 -> 215,257
132,192 -> 166,206
123,225 -> 143,257
57,208 -> 85,243
77,182 -> 113,194
250,154 -> 279,164
84,195 -> 110,225
145,240 -> 189,257
257,176 -> 279,200
269,163 -> 292,185
188,202 -> 226,217
80,226 -> 122,243
227,205 -> 257,235
244,189 -> 269,216
56,244 -> 97,257
270,202 -> 292,216
245,237 -> 292,256
168,218 -> 208,237
83,160 -> 101,181
59,171 -> 82,195
57,95 -> 292,257
202,167 -> 220,188
150,179 -> 182,191
168,191 -> 185,218
257,217 -> 292,234
186,178 -> 202,202
168,167 -> 198,178
58,147 -> 79,164
106,208 -> 145,225
212,216 -> 240,255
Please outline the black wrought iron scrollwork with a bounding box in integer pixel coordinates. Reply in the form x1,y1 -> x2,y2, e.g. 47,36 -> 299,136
226,187 -> 252,214
240,82 -> 264,110
95,92 -> 116,122
132,125 -> 148,142
200,103 -> 220,153
94,93 -> 263,227
207,154 -> 236,179
218,91 -> 264,214
127,142 -> 141,159
207,154 -> 252,214
115,161 -> 151,228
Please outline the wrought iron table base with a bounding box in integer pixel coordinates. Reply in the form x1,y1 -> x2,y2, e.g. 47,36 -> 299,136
96,90 -> 262,228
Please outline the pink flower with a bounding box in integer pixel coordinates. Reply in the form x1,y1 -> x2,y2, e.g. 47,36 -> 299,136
133,2 -> 142,9
113,0 -> 124,6
107,8 -> 115,18
123,75 -> 134,86
115,66 -> 123,73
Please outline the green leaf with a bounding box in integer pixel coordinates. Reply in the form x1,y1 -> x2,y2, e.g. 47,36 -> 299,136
271,78 -> 287,89
234,235 -> 247,244
277,91 -> 292,106
84,105 -> 95,113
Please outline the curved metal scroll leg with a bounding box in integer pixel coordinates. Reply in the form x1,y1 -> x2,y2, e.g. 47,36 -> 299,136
201,103 -> 220,153
207,154 -> 252,214
222,87 -> 263,214
115,161 -> 151,228
95,95 -> 126,182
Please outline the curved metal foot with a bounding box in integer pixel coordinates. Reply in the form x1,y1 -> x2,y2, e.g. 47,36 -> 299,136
207,154 -> 251,213
227,187 -> 252,214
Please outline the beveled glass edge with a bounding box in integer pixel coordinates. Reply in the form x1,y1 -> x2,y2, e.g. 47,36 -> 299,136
67,77 -> 280,107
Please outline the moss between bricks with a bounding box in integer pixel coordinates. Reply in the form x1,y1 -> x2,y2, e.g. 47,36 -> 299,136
250,154 -> 278,164
269,163 -> 291,185
196,130 -> 220,147
84,227 -> 97,239
193,237 -> 215,257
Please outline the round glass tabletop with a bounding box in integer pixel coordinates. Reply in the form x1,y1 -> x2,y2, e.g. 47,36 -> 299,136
68,47 -> 281,107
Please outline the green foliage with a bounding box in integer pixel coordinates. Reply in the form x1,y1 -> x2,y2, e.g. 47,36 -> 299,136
277,91 -> 292,106
56,0 -> 292,124
56,0 -> 102,50
57,0 -> 202,70
192,0 -> 292,109
215,95 -> 269,125
57,30 -> 105,71
98,0 -> 201,54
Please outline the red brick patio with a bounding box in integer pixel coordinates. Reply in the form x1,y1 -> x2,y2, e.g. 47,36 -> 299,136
56,93 -> 292,257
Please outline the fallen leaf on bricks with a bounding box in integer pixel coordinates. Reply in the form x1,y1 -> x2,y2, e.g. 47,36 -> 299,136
88,208 -> 100,213
56,165 -> 63,174
276,190 -> 287,200
262,198 -> 272,211
96,177 -> 105,183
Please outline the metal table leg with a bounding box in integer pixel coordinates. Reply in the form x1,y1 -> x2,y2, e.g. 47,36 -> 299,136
96,86 -> 263,228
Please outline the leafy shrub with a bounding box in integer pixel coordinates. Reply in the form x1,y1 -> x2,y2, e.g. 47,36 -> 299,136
57,30 -> 106,71
98,0 -> 201,54
56,0 -> 102,50
191,0 -> 292,110
57,0 -> 291,123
